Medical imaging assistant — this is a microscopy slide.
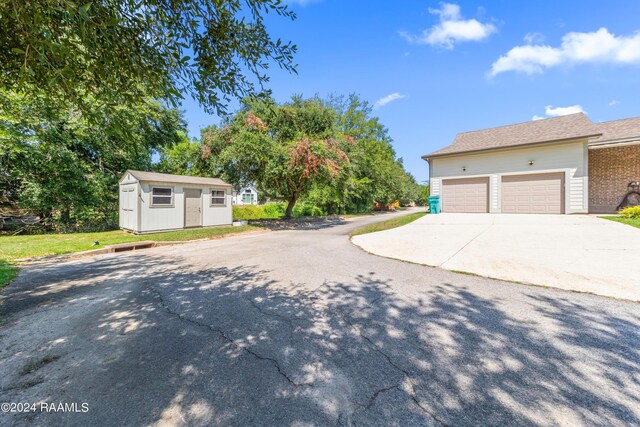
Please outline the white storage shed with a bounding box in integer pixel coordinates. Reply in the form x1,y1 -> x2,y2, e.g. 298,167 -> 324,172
119,170 -> 233,234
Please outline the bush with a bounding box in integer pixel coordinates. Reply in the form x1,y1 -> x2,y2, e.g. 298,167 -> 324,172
262,203 -> 286,218
619,205 -> 640,219
292,203 -> 325,217
232,205 -> 266,220
232,202 -> 329,220
232,203 -> 285,220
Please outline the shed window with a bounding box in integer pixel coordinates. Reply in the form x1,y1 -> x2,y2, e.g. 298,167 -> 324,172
211,189 -> 226,206
151,187 -> 173,206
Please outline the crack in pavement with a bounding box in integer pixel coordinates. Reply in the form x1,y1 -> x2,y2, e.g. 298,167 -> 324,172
148,279 -> 446,424
360,384 -> 401,410
353,325 -> 449,426
243,295 -> 296,330
331,298 -> 449,426
439,221 -> 495,268
147,284 -> 313,388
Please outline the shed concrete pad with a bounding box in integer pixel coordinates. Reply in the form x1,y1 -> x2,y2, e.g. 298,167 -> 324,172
352,214 -> 640,301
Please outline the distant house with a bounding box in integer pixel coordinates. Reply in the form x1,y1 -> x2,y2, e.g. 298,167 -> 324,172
232,184 -> 259,205
423,114 -> 640,214
119,170 -> 233,234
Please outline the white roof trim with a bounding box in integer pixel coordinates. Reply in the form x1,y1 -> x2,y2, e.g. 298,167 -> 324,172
588,138 -> 640,149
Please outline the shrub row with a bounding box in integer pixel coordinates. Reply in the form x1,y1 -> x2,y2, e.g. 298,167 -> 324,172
232,202 -> 326,220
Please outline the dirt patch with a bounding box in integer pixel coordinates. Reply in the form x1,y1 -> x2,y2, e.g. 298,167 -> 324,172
250,216 -> 346,231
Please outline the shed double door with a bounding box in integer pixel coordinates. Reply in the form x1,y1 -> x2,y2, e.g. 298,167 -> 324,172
120,187 -> 136,230
184,189 -> 202,227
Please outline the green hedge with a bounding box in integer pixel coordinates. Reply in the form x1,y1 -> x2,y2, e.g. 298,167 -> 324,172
233,203 -> 284,220
232,202 -> 327,220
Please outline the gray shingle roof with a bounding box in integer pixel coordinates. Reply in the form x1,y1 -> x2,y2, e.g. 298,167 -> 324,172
423,113 -> 601,159
124,170 -> 231,186
592,116 -> 640,143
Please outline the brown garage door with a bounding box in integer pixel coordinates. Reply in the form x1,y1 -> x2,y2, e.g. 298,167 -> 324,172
441,177 -> 489,213
502,173 -> 564,214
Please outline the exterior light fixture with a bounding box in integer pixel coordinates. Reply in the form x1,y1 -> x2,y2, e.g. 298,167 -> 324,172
462,166 -> 467,172
528,160 -> 534,166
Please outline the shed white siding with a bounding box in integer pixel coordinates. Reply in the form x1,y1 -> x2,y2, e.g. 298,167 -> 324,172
118,171 -> 233,233
429,139 -> 589,214
139,183 -> 232,233
203,188 -> 233,226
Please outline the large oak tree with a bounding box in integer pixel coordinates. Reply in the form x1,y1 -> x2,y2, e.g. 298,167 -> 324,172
0,0 -> 297,116
203,97 -> 350,218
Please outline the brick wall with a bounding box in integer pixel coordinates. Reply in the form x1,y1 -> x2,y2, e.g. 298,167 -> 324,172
588,144 -> 640,213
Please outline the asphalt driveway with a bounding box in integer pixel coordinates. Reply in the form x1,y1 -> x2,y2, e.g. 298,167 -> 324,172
352,213 -> 640,301
1,211 -> 639,426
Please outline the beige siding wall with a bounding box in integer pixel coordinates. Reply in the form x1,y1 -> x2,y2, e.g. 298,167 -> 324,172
490,174 -> 500,212
429,139 -> 589,213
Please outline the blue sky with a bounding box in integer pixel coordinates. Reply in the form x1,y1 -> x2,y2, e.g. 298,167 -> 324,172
180,0 -> 640,183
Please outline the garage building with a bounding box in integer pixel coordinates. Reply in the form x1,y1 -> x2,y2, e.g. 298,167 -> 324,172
119,170 -> 233,234
423,113 -> 640,214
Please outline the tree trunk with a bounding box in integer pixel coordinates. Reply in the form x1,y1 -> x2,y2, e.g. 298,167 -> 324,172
60,208 -> 70,224
284,193 -> 299,219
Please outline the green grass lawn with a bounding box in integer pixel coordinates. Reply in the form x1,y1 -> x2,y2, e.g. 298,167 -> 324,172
350,211 -> 428,237
0,260 -> 18,290
0,225 -> 257,261
0,225 -> 257,289
601,216 -> 640,229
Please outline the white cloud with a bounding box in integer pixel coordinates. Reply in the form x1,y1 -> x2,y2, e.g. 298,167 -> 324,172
400,3 -> 496,49
608,99 -> 620,107
544,104 -> 584,116
523,32 -> 545,45
491,28 -> 640,76
531,105 -> 585,121
374,93 -> 405,109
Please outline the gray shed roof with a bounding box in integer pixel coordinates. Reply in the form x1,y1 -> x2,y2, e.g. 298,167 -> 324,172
423,113 -> 601,159
123,170 -> 232,187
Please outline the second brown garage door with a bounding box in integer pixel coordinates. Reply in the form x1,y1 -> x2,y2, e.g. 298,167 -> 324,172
501,173 -> 564,214
441,177 -> 489,213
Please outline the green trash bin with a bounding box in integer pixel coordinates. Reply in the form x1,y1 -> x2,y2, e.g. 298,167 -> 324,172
428,195 -> 440,214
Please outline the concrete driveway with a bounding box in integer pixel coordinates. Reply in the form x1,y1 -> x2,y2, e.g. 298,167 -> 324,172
1,212 -> 639,426
352,213 -> 640,301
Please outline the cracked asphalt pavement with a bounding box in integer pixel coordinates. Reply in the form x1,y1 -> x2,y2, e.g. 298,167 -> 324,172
1,210 -> 639,426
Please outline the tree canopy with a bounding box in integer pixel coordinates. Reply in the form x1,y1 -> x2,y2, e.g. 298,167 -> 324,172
1,91 -> 424,231
201,97 -> 350,217
0,0 -> 297,116
159,95 -> 425,217
0,90 -> 186,229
